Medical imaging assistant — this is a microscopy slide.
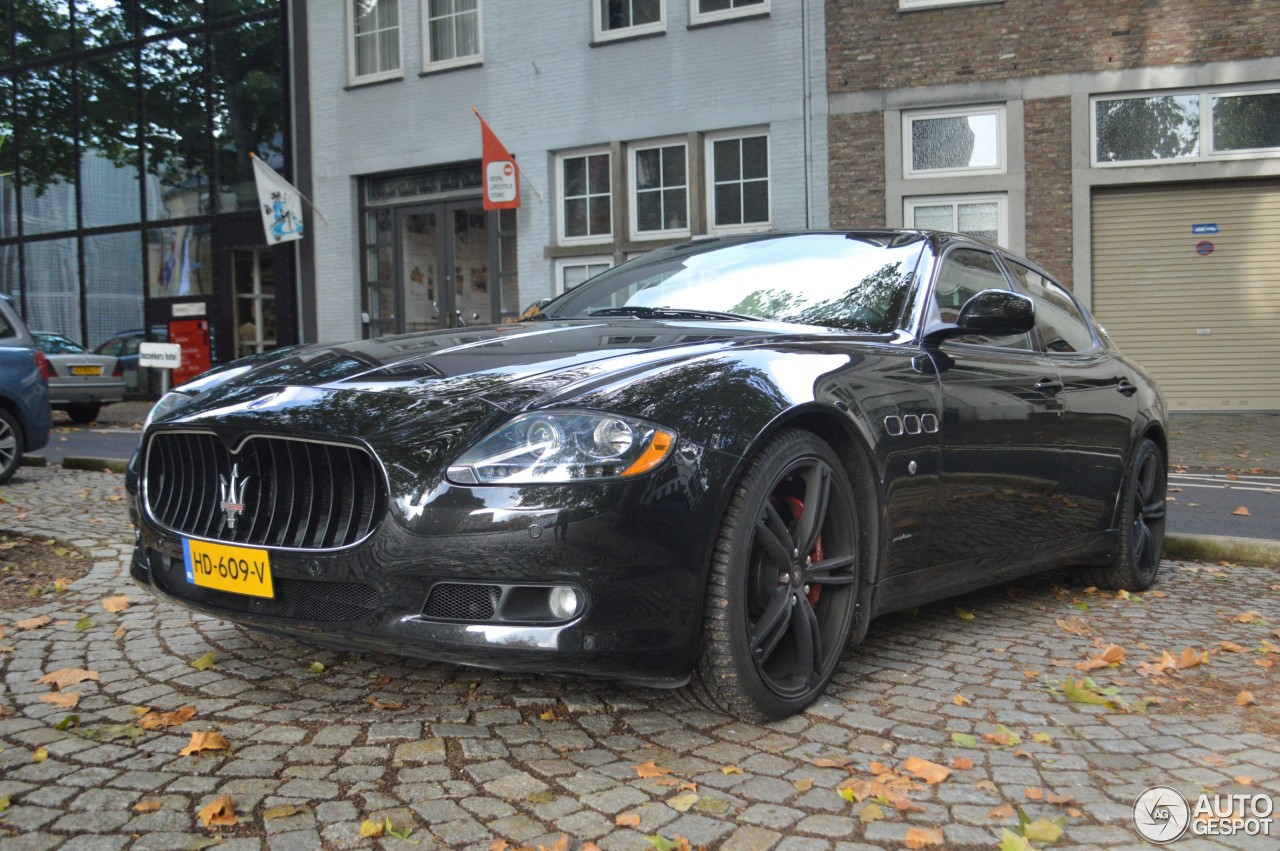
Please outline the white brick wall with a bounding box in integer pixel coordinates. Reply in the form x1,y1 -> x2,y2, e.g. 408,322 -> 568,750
306,0 -> 828,342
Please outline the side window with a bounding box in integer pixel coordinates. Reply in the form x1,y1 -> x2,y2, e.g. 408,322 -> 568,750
1006,260 -> 1096,354
0,313 -> 14,339
933,248 -> 1030,350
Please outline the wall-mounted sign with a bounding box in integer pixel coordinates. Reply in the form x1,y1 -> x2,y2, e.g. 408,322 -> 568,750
1196,240 -> 1215,256
172,302 -> 206,317
1191,223 -> 1219,235
139,342 -> 182,369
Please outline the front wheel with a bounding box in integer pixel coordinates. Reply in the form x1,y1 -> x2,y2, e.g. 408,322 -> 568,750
1072,437 -> 1166,591
64,403 -> 101,425
0,408 -> 25,484
688,430 -> 861,720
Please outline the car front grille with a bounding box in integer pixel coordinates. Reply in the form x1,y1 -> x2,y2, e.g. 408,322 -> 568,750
424,582 -> 501,620
144,431 -> 386,550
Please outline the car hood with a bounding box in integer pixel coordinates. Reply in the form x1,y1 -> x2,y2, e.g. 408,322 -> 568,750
154,319 -> 856,437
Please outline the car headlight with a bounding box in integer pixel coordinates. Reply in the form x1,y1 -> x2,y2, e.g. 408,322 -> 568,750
143,390 -> 194,429
447,411 -> 676,485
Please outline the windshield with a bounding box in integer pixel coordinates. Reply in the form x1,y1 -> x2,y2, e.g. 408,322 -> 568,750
542,233 -> 927,333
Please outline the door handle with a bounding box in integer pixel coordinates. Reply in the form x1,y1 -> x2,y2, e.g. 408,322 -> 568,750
1034,378 -> 1063,396
1117,378 -> 1138,397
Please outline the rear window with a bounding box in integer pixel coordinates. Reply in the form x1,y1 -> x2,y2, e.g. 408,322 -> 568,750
0,312 -> 14,340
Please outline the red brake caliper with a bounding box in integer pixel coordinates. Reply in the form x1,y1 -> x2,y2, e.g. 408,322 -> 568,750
784,496 -> 824,606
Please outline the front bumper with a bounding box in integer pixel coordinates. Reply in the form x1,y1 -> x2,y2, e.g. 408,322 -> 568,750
129,444 -> 738,687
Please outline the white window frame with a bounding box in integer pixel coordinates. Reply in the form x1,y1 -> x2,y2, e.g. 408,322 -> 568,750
348,0 -> 403,85
421,0 -> 483,72
1091,85 -> 1280,167
556,147 -> 613,246
554,256 -> 614,295
593,0 -> 666,43
689,0 -> 769,26
705,128 -> 771,235
899,0 -> 1001,10
905,194 -> 1009,247
904,104 -> 1006,179
628,137 -> 690,241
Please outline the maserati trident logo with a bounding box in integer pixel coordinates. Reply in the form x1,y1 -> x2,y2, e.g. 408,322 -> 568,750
219,463 -> 250,531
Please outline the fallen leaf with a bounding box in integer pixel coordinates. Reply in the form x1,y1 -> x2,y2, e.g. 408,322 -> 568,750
952,756 -> 974,770
633,761 -> 673,779
1025,787 -> 1044,801
308,662 -> 325,674
1236,691 -> 1256,706
101,596 -> 130,613
904,826 -> 944,848
953,693 -> 972,706
615,813 -> 641,827
951,732 -> 979,748
1137,650 -> 1179,678
1221,641 -> 1251,653
17,614 -> 52,631
1031,731 -> 1053,744
1202,752 -> 1228,766
903,756 -> 951,784
1235,776 -> 1254,786
263,804 -> 305,820
539,709 -> 557,722
74,617 -> 94,631
1232,506 -> 1251,516
988,802 -> 1016,818
1076,644 -> 1125,671
975,780 -> 999,793
1000,829 -> 1036,851
955,607 -> 976,620
489,840 -> 509,851
360,819 -> 385,838
134,800 -> 162,812
791,778 -> 814,793
695,795 -> 728,815
36,668 -> 99,690
113,625 -> 126,638
1177,646 -> 1208,669
139,705 -> 196,730
983,724 -> 1023,747
1056,617 -> 1091,637
720,765 -> 742,775
1046,794 -> 1076,805
33,746 -> 48,762
189,652 -> 215,671
197,794 -> 237,828
859,802 -> 885,823
1025,818 -> 1066,843
868,761 -> 893,776
180,731 -> 230,756
666,792 -> 698,813
365,695 -> 402,711
78,722 -> 142,742
810,757 -> 853,769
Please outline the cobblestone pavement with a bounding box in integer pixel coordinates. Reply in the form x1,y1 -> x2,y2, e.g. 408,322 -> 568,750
1167,412 -> 1280,475
1,466 -> 1277,850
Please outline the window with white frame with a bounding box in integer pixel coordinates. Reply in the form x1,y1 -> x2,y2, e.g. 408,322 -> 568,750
690,0 -> 768,25
630,140 -> 689,239
423,0 -> 481,71
1093,87 -> 1280,165
594,0 -> 665,42
706,131 -> 769,233
555,257 -> 613,294
350,0 -> 402,83
557,149 -> 612,244
905,195 -> 1007,246
904,105 -> 1005,178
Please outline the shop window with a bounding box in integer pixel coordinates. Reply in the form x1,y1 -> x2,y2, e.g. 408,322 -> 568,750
629,139 -> 688,239
690,0 -> 767,26
706,130 -> 769,233
594,0 -> 664,43
423,0 -> 482,71
557,149 -> 612,244
905,194 -> 1007,246
350,0 -> 402,84
904,105 -> 1005,178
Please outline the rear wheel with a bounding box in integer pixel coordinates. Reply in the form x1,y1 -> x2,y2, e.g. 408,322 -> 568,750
0,408 -> 25,484
1072,437 -> 1166,590
688,430 -> 860,720
65,403 -> 100,425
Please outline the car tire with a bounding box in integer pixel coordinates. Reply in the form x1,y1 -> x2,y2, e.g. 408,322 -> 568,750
65,403 -> 100,425
1072,437 -> 1166,591
0,407 -> 25,485
688,429 -> 861,720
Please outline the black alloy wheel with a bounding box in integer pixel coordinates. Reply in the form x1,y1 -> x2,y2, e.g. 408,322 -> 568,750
65,403 -> 101,425
690,429 -> 860,719
1073,437 -> 1166,591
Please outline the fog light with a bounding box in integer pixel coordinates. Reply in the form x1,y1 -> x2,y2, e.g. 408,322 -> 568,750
548,586 -> 581,620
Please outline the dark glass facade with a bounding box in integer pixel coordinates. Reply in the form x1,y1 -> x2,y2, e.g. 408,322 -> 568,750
0,0 -> 295,387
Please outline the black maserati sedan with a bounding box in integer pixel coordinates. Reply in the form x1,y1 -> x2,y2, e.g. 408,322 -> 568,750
127,230 -> 1167,719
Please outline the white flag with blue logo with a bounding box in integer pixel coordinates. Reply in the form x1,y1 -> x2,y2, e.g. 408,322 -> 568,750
251,154 -> 305,244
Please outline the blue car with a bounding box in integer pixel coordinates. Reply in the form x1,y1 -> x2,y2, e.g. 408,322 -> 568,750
0,294 -> 52,483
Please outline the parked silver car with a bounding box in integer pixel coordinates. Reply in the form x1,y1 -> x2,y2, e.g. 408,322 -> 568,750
32,332 -> 125,424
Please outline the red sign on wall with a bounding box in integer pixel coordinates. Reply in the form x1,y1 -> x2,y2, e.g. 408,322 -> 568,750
168,319 -> 212,386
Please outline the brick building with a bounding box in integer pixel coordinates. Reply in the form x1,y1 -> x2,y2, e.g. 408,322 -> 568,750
826,0 -> 1280,410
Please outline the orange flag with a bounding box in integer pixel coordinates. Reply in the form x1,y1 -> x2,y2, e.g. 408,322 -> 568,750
474,108 -> 520,210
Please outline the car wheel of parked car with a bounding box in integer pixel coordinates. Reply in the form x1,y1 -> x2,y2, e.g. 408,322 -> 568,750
0,408 -> 24,484
689,430 -> 861,720
64,403 -> 100,425
1073,437 -> 1166,591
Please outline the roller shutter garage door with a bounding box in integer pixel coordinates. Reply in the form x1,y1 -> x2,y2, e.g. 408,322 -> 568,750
1091,180 -> 1280,411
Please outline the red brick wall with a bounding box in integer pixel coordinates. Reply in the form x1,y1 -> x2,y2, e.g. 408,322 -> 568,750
828,113 -> 886,228
1023,97 -> 1073,284
828,0 -> 1279,93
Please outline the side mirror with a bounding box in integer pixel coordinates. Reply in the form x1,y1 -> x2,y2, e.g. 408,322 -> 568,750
924,289 -> 1035,346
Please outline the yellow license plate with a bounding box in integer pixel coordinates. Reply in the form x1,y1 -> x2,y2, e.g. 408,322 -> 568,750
71,365 -> 102,376
183,539 -> 274,598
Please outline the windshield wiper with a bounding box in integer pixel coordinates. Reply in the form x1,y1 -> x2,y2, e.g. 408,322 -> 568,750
587,306 -> 760,321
